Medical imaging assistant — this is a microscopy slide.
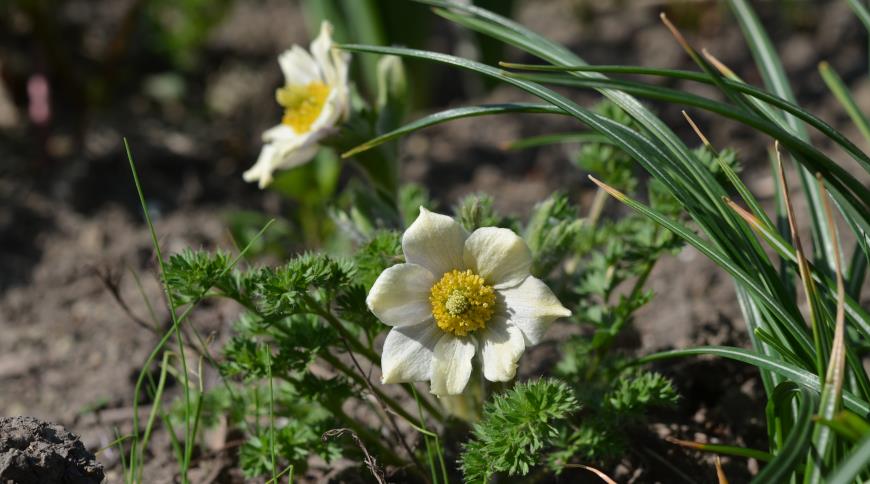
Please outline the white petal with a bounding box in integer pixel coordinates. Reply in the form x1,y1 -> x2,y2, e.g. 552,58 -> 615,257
331,48 -> 351,88
464,227 -> 532,289
262,124 -> 298,142
271,142 -> 319,170
243,144 -> 277,188
402,208 -> 468,278
479,317 -> 526,382
498,276 -> 571,345
308,89 -> 342,133
242,141 -> 319,189
381,321 -> 441,384
430,334 -> 476,396
367,263 -> 435,327
278,46 -> 321,85
310,21 -> 336,84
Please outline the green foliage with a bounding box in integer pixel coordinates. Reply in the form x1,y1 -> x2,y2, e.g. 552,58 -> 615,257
163,249 -> 233,304
606,369 -> 680,415
461,379 -> 580,482
574,101 -> 642,193
253,253 -> 355,317
554,347 -> 679,464
693,146 -> 741,181
454,193 -> 517,232
524,193 -> 584,276
174,378 -> 347,478
160,248 -> 384,479
352,231 -> 403,289
547,423 -> 624,471
398,183 -> 433,228
240,421 -> 342,477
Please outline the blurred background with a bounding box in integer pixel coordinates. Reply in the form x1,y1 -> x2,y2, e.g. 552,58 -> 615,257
0,0 -> 866,480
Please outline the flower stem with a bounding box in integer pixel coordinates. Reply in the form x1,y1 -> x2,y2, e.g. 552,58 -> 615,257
306,295 -> 444,421
319,352 -> 419,427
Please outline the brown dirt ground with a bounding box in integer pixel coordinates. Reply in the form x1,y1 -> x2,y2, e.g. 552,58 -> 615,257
1,0 -> 867,482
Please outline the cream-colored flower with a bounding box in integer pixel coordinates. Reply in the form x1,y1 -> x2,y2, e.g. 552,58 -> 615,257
243,21 -> 350,188
366,208 -> 571,396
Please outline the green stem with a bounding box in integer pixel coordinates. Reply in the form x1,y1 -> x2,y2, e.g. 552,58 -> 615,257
586,253 -> 659,381
320,352 -> 419,425
126,140 -> 190,483
266,349 -> 277,483
306,295 -> 444,421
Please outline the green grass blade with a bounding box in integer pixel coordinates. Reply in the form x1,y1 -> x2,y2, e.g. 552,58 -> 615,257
426,2 -> 744,225
736,289 -> 779,393
508,72 -> 870,210
124,139 -> 192,483
667,437 -> 773,462
817,410 -> 870,444
726,198 -> 870,340
267,349 -> 277,482
752,383 -> 817,483
726,0 -> 803,133
727,0 -> 839,276
505,132 -> 610,150
124,137 -> 274,480
341,103 -> 565,158
139,352 -> 172,476
845,0 -> 870,34
589,177 -> 814,360
504,64 -> 870,175
825,432 -> 870,484
636,346 -> 869,415
846,242 -> 868,300
819,61 -> 870,145
343,0 -> 386,95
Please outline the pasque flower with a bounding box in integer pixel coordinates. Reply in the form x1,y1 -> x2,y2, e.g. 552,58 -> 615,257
243,21 -> 350,188
367,208 -> 571,396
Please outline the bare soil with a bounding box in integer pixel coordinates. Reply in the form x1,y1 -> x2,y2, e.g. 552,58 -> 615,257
1,0 -> 867,482
0,416 -> 104,483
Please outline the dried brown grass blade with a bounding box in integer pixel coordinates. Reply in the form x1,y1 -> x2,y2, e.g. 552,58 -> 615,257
682,110 -> 712,148
563,463 -> 618,484
702,49 -> 739,79
818,174 -> 847,404
715,456 -> 729,484
723,197 -> 764,231
659,13 -> 694,57
588,175 -> 627,202
775,143 -> 821,326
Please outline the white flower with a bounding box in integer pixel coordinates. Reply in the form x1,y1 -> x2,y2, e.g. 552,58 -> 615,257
243,21 -> 351,189
366,208 -> 571,396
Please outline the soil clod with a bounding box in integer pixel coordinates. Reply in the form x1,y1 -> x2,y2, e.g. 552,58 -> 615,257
0,416 -> 103,484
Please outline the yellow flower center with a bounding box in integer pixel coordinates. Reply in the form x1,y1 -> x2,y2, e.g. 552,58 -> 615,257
430,269 -> 496,336
276,82 -> 330,133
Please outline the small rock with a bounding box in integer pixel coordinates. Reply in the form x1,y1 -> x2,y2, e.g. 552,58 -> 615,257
0,416 -> 103,483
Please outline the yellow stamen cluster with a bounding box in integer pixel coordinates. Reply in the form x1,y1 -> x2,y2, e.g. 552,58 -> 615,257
276,82 -> 330,133
430,269 -> 496,336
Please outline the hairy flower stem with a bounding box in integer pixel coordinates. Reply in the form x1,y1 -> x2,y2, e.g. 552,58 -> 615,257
305,295 -> 444,421
319,352 -> 420,430
336,336 -> 431,480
